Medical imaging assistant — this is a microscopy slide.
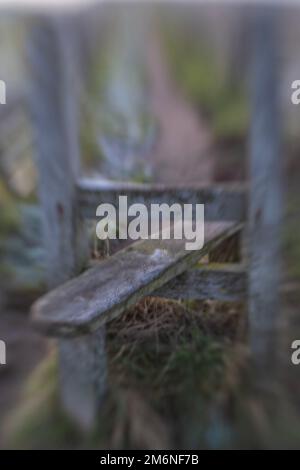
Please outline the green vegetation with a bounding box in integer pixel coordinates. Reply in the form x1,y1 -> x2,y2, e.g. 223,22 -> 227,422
80,28 -> 156,180
283,192 -> 300,280
0,179 -> 19,236
0,190 -> 46,295
163,27 -> 248,140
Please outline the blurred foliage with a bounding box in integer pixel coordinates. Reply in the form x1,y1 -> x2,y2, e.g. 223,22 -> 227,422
4,350 -> 80,449
0,186 -> 46,296
163,26 -> 248,140
80,96 -> 104,170
0,179 -> 19,236
283,195 -> 300,280
80,22 -> 156,181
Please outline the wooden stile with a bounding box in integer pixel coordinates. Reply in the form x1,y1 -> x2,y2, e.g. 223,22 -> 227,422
27,5 -> 283,431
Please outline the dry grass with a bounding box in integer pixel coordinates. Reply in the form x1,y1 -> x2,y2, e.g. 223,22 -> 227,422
104,297 -> 245,448
108,297 -> 243,345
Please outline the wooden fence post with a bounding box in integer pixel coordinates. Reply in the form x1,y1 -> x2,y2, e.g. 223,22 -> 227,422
28,15 -> 87,286
28,15 -> 107,430
248,7 -> 283,374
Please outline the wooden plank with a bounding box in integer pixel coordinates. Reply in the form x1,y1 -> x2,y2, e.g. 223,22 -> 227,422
31,222 -> 243,337
248,8 -> 282,370
154,263 -> 246,302
77,178 -> 246,222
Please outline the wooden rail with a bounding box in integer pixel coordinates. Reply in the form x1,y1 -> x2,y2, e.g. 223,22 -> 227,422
154,263 -> 246,302
77,178 -> 247,222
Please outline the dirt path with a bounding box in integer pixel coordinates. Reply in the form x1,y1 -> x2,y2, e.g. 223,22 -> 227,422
147,34 -> 214,185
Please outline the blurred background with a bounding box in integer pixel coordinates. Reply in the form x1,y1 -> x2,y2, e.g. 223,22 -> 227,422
0,0 -> 300,449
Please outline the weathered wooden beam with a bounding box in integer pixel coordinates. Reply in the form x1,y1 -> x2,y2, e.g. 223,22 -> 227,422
77,178 -> 246,222
58,328 -> 107,431
31,222 -> 243,337
28,15 -> 105,430
154,263 -> 247,302
28,16 -> 88,286
248,8 -> 282,371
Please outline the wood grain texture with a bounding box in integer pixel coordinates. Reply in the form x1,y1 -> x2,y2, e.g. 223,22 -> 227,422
77,178 -> 246,222
28,16 -> 88,288
31,222 -> 243,337
248,8 -> 282,368
58,328 -> 107,431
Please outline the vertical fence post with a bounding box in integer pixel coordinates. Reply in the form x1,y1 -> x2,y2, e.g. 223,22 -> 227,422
28,15 -> 87,286
248,7 -> 282,374
28,15 -> 107,430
